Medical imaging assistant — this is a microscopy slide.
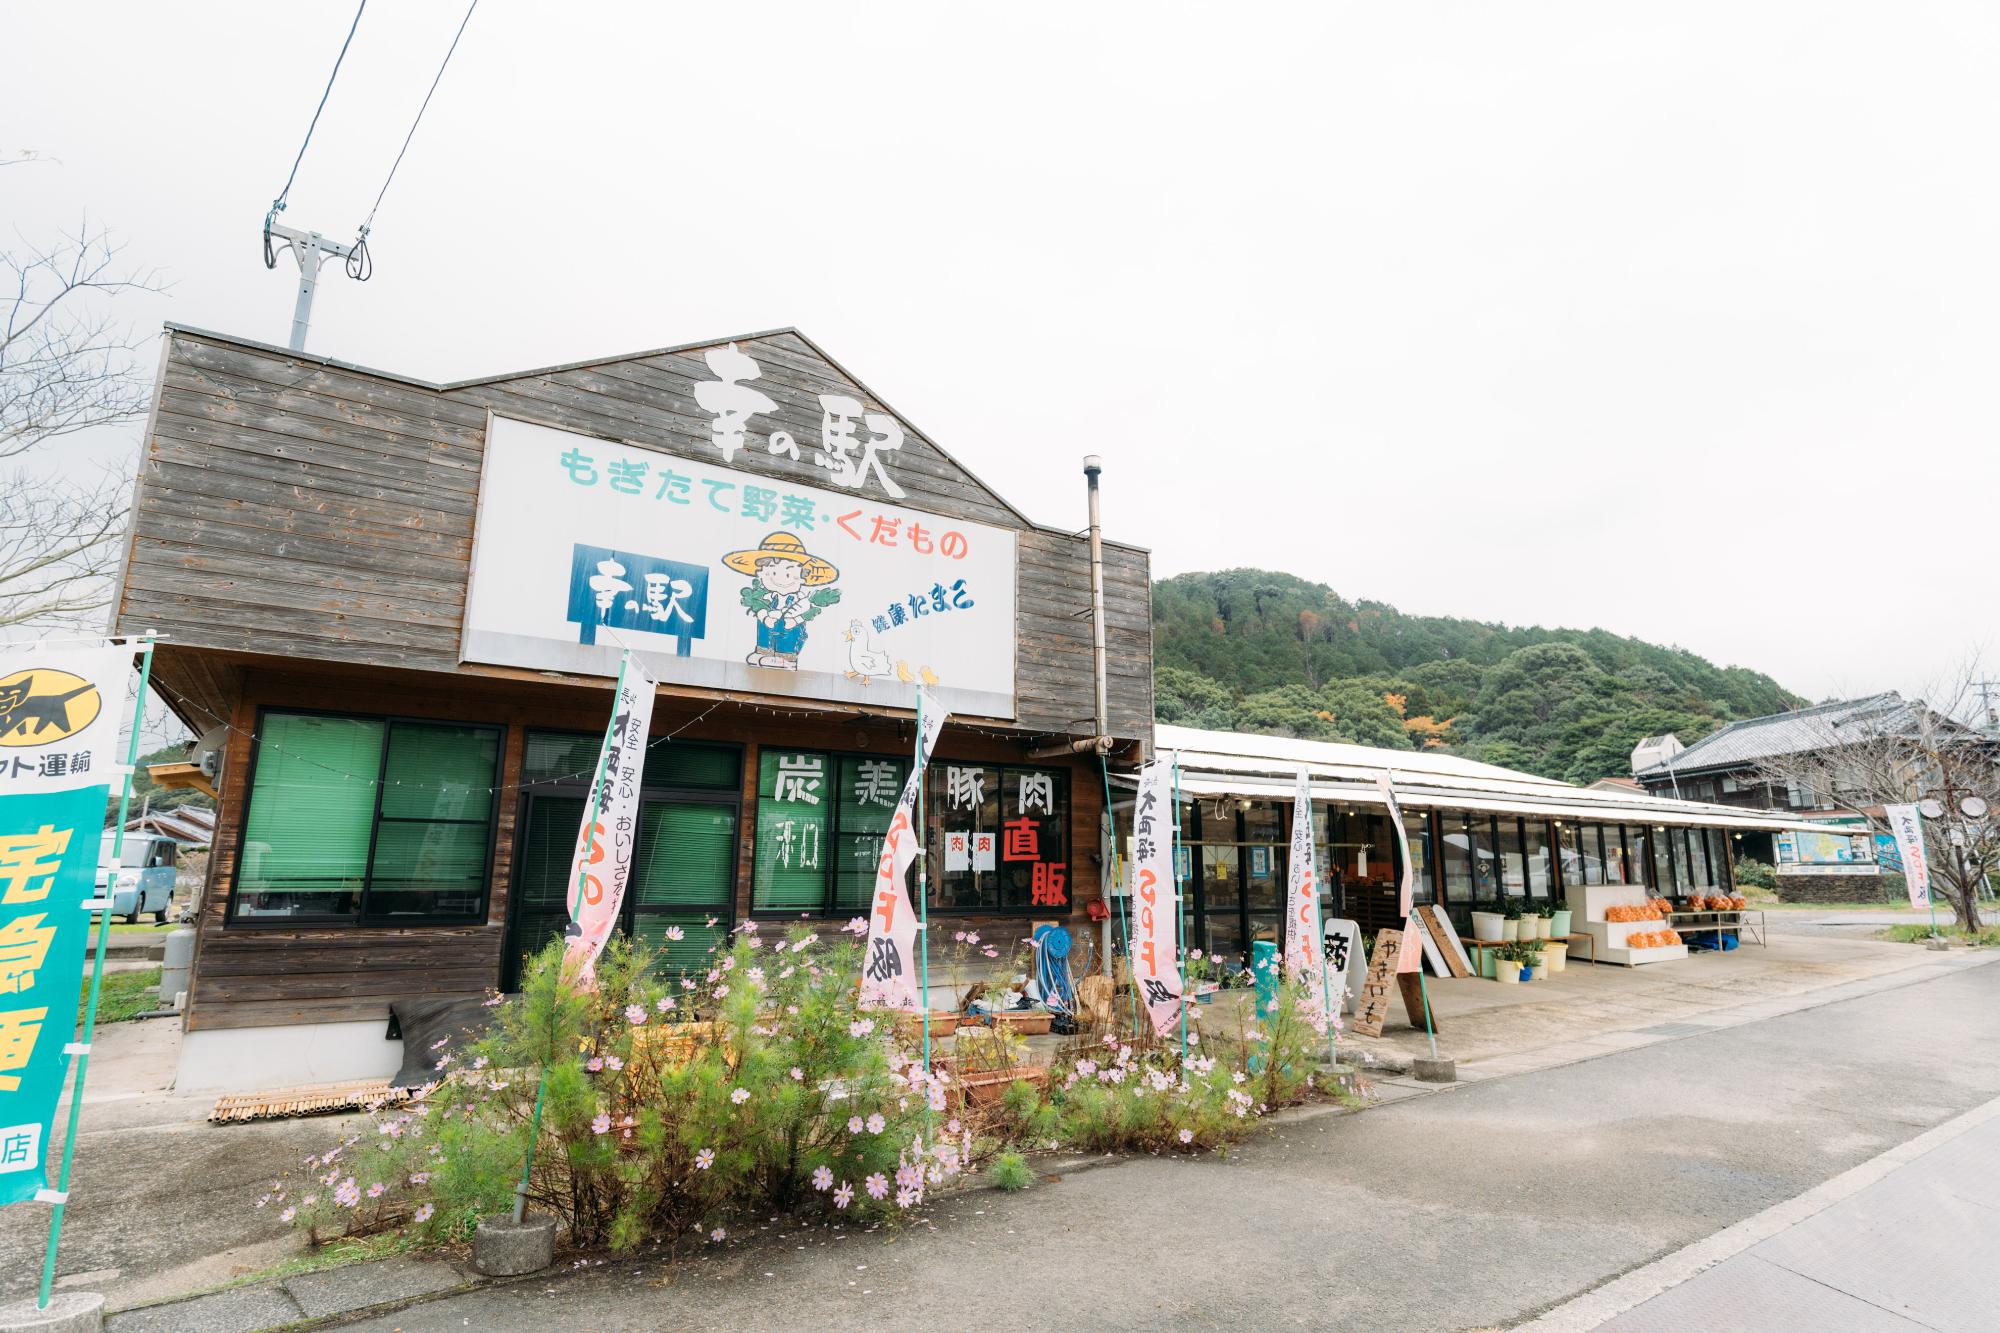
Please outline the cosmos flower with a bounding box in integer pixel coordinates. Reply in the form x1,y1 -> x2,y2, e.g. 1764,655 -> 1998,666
849,1019 -> 875,1038
866,1113 -> 886,1134
848,1116 -> 865,1134
625,1004 -> 647,1025
366,1182 -> 386,1199
790,1067 -> 804,1081
865,1173 -> 889,1200
695,1148 -> 714,1170
280,1206 -> 296,1222
713,984 -> 731,1000
585,1057 -> 604,1072
833,1182 -> 854,1209
413,1202 -> 434,1224
591,1113 -> 611,1134
812,1165 -> 834,1191
731,1088 -> 751,1104
710,1227 -> 726,1242
1178,1128 -> 1194,1144
656,996 -> 676,1012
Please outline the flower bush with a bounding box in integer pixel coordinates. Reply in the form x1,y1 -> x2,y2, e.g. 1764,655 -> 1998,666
273,927 -> 970,1250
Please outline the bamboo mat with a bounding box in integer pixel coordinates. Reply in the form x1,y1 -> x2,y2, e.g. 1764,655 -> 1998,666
209,1079 -> 412,1123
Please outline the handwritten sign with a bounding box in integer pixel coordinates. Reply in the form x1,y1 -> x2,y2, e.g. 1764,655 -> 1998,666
1350,930 -> 1402,1037
1417,905 -> 1472,979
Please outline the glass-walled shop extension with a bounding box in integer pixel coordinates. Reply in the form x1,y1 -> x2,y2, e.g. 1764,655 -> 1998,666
1157,795 -> 1740,968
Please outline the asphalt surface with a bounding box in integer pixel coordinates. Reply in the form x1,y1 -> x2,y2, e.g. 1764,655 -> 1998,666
327,957 -> 2000,1332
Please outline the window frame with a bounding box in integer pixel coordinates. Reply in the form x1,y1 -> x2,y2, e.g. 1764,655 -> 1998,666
749,744 -> 914,919
926,761 -> 1073,917
226,706 -> 506,930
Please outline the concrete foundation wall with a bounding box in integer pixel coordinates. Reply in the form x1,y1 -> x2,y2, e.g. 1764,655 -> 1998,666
176,1019 -> 402,1094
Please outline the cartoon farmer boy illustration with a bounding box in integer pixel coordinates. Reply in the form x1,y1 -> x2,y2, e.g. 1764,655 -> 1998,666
722,532 -> 841,669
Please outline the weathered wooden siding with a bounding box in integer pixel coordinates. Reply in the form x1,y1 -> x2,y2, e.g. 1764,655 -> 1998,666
119,328 -> 1152,742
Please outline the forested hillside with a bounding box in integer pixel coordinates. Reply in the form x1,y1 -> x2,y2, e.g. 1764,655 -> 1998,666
1152,570 -> 1801,785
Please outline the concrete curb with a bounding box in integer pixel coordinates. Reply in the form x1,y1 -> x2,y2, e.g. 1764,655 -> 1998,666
103,1255 -> 477,1333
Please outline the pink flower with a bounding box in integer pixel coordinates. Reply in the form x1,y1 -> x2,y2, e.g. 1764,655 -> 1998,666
848,1116 -> 865,1134
866,1113 -> 885,1134
591,1113 -> 611,1135
413,1202 -> 434,1224
280,1206 -> 296,1222
895,1185 -> 920,1209
625,1005 -> 647,1025
964,932 -> 980,945
604,1055 -> 624,1072
848,1019 -> 875,1038
789,1067 -> 804,1081
946,1118 -> 962,1134
709,1227 -> 726,1242
730,1088 -> 750,1105
981,947 -> 998,958
844,916 -> 868,934
366,1182 -> 386,1199
665,925 -> 685,941
1190,949 -> 1203,960
713,984 -> 730,1000
1178,1128 -> 1194,1144
865,1172 -> 889,1200
585,1057 -> 604,1072
812,1165 -> 834,1191
656,996 -> 676,1012
705,916 -> 718,928
695,1148 -> 714,1170
833,1181 -> 854,1209
953,930 -> 967,942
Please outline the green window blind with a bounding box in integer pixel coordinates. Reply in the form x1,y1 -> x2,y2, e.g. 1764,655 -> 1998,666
633,803 -> 735,908
644,742 -> 740,791
835,754 -> 907,911
522,732 -> 601,786
236,715 -> 384,916
634,913 -> 728,977
380,724 -> 500,820
753,751 -> 832,911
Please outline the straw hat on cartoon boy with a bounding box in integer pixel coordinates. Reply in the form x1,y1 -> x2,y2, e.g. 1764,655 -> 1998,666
721,532 -> 839,585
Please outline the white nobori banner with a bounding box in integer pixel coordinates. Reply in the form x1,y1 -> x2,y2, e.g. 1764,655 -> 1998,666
1130,757 -> 1184,1036
858,688 -> 948,1011
1882,803 -> 1931,911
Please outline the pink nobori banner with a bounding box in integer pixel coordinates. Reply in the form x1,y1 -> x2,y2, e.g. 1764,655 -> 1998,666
858,688 -> 947,1011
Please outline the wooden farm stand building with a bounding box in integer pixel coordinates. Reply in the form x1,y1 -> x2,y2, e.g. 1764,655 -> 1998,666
115,326 -> 1150,1092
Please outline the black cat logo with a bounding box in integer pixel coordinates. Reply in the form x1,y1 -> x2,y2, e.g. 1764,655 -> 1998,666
0,669 -> 102,747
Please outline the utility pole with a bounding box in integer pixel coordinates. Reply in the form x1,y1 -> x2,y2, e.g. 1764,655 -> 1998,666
1973,678 -> 2000,737
265,222 -> 356,352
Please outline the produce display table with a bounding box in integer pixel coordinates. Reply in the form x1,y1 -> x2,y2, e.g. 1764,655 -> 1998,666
1664,908 -> 1766,950
1462,933 -> 1595,974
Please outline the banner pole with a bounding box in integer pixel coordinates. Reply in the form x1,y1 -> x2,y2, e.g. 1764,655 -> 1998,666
1099,755 -> 1139,1039
38,637 -> 153,1310
915,693 -> 931,1077
1172,754 -> 1187,1060
514,650 -> 629,1226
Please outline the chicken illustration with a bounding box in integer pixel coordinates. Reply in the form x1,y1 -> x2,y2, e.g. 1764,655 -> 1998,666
919,666 -> 941,687
894,661 -> 915,684
843,620 -> 894,682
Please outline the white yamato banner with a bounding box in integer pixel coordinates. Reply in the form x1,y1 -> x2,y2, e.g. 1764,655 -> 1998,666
858,688 -> 947,1010
1130,755 -> 1184,1036
563,653 -> 657,985
1882,803 -> 1931,911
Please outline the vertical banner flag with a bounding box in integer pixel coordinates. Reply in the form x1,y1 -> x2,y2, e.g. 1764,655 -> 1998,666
563,654 -> 657,984
0,645 -> 128,1206
1131,757 -> 1183,1036
859,688 -> 948,1011
1284,769 -> 1323,974
1377,772 -> 1423,974
1883,804 -> 1931,911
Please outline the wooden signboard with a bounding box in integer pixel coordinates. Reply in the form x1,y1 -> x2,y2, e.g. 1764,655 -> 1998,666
1397,972 -> 1440,1033
1348,930 -> 1402,1037
1416,905 -> 1472,979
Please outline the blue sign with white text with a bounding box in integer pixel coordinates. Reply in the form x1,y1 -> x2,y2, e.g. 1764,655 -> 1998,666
565,544 -> 709,655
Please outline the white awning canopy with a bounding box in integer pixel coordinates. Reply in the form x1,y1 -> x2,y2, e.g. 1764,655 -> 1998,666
1125,726 -> 1849,836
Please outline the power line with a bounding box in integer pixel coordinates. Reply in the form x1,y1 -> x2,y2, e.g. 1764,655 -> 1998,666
347,0 -> 481,281
265,0 -> 369,259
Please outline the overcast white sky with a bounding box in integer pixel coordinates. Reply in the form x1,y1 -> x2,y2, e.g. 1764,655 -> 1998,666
8,1 -> 1996,704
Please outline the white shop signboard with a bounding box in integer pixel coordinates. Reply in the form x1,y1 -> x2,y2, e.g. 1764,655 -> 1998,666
462,416 -> 1018,718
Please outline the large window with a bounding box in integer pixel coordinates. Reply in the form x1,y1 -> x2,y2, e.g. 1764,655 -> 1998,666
233,712 -> 501,924
929,764 -> 1070,913
504,731 -> 741,987
1523,820 -> 1553,898
752,750 -> 908,915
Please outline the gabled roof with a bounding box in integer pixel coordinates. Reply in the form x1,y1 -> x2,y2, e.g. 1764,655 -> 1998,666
1151,725 -> 1836,833
1634,693 -> 1915,779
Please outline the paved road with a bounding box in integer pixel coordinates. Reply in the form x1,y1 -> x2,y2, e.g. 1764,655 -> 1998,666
1596,1100 -> 1999,1331
329,957 -> 2000,1332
